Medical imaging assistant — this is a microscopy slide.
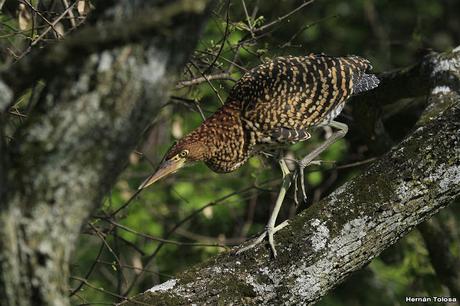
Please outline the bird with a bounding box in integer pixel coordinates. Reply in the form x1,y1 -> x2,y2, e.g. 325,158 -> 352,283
139,53 -> 379,257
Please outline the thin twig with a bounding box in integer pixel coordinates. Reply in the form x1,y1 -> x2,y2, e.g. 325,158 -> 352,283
175,228 -> 244,245
190,61 -> 225,105
8,110 -> 27,118
20,0 -> 64,39
70,277 -> 133,302
279,15 -> 337,48
88,223 -> 128,287
335,157 -> 377,170
104,219 -> 230,248
114,232 -> 146,256
69,243 -> 105,297
17,1 -> 77,60
175,72 -> 234,89
241,0 -> 254,37
202,0 -> 231,75
96,260 -> 173,278
254,0 -> 314,34
170,96 -> 208,120
61,0 -> 77,28
196,50 -> 248,72
70,277 -> 153,306
109,188 -> 143,217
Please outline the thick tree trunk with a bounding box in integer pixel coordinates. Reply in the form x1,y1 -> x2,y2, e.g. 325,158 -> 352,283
121,49 -> 460,305
0,1 -> 211,305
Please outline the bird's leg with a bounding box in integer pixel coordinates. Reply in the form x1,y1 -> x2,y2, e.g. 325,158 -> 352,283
297,121 -> 349,202
236,158 -> 293,257
293,170 -> 300,206
266,158 -> 292,257
237,122 -> 348,256
295,160 -> 322,204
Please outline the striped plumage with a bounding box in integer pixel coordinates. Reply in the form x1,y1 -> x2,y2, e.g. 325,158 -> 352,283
140,54 -> 379,189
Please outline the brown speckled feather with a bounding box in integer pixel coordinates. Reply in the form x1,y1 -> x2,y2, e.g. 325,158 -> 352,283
165,54 -> 379,173
230,55 -> 378,146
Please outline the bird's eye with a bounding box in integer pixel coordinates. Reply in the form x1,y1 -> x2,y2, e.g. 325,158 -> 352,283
179,150 -> 189,158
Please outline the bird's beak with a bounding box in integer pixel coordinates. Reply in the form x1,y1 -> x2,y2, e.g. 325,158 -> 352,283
138,159 -> 185,189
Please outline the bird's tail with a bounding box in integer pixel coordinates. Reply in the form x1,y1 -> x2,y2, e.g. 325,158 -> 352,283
352,73 -> 380,95
345,55 -> 380,95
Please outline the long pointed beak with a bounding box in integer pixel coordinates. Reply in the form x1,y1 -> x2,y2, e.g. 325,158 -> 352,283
138,159 -> 184,190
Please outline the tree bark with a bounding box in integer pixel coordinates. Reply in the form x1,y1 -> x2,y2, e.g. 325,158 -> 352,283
0,1 -> 212,305
121,49 -> 460,305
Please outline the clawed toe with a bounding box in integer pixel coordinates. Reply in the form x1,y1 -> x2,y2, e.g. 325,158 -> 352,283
236,220 -> 289,257
294,159 -> 324,205
235,232 -> 267,256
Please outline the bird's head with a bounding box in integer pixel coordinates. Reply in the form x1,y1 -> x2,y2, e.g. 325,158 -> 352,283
138,137 -> 208,189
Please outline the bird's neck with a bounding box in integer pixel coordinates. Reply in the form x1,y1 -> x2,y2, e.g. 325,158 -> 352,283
188,100 -> 251,172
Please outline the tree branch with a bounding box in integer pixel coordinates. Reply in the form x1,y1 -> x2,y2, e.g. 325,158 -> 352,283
1,0 -> 210,98
350,46 -> 460,154
121,50 -> 460,305
353,46 -> 460,107
175,72 -> 234,89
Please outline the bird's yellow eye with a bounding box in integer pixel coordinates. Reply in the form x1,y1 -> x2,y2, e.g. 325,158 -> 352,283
179,150 -> 189,158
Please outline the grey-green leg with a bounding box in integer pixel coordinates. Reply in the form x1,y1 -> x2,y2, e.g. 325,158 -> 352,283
236,158 -> 293,257
294,160 -> 322,205
298,121 -> 348,202
237,121 -> 348,256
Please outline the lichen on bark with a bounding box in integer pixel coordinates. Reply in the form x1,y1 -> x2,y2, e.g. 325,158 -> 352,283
0,1 -> 211,305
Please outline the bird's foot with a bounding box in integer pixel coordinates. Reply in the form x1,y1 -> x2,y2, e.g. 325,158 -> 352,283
236,220 -> 289,257
259,150 -> 277,159
293,159 -> 322,205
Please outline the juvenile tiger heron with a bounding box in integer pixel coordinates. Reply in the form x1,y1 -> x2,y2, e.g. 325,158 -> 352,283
139,54 -> 379,257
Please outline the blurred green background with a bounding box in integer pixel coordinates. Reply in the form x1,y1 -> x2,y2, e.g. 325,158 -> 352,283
2,0 -> 459,304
